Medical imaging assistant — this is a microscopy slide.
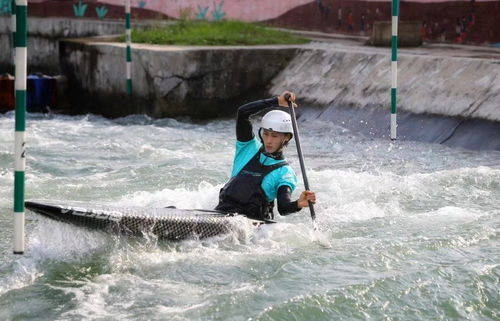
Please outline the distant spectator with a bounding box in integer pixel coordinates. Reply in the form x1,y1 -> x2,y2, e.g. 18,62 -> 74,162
461,16 -> 468,33
460,16 -> 468,42
439,26 -> 446,42
337,7 -> 342,28
316,0 -> 332,19
360,14 -> 366,34
455,18 -> 462,42
347,10 -> 354,31
467,11 -> 475,28
422,21 -> 427,41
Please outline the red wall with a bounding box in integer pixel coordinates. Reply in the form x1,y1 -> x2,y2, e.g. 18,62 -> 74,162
267,0 -> 500,44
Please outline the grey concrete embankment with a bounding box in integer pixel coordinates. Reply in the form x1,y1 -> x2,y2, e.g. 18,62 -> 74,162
271,42 -> 500,122
270,41 -> 500,150
60,39 -> 299,118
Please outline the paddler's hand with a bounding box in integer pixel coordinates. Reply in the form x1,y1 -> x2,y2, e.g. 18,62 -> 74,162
298,190 -> 316,208
278,91 -> 298,108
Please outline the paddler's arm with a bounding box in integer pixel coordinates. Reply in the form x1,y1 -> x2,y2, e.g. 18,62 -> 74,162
277,186 -> 317,215
277,186 -> 301,215
236,97 -> 278,142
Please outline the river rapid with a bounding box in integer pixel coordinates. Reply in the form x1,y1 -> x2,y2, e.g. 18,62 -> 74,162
0,112 -> 498,320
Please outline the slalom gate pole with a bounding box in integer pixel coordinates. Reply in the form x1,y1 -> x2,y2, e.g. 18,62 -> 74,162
13,0 -> 27,255
390,0 -> 399,140
285,95 -> 317,230
125,0 -> 132,95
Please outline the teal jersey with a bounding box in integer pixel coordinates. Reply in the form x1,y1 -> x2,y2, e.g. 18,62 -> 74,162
231,137 -> 298,201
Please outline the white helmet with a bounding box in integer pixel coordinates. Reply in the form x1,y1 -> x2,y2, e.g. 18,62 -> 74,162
260,110 -> 293,135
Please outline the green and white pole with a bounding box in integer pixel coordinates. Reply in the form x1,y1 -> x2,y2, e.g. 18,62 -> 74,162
13,0 -> 27,255
390,0 -> 399,140
125,0 -> 132,95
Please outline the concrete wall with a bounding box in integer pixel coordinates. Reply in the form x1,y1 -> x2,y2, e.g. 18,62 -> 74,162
271,44 -> 500,122
41,29 -> 500,123
59,39 -> 298,118
370,21 -> 422,47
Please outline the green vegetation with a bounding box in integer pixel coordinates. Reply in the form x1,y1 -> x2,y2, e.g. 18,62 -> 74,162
128,20 -> 309,46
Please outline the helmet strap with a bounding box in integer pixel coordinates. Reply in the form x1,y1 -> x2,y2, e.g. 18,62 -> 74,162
258,128 -> 264,144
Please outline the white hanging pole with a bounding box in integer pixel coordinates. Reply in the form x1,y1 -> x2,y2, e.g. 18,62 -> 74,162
13,0 -> 28,255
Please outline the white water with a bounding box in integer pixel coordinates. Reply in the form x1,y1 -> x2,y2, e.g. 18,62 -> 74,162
0,112 -> 499,320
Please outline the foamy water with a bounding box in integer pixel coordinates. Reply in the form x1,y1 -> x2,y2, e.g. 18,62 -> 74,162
0,112 -> 498,320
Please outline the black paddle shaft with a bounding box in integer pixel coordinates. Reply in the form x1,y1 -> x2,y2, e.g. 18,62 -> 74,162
284,94 -> 316,222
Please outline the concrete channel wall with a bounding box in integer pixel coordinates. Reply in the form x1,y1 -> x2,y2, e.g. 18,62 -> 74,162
270,43 -> 500,150
59,39 -> 298,118
271,43 -> 500,122
58,38 -> 500,122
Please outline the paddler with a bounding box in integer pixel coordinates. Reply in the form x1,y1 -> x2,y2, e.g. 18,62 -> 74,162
216,91 -> 317,220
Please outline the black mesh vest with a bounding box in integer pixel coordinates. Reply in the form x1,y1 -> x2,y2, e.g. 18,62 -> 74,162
215,151 -> 288,220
